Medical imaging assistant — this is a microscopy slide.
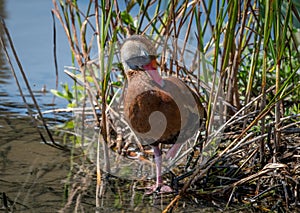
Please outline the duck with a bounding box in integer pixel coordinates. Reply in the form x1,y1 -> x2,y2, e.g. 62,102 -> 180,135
120,35 -> 206,194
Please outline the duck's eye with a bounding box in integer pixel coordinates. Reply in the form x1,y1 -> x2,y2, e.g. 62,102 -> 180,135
126,56 -> 152,69
141,49 -> 148,56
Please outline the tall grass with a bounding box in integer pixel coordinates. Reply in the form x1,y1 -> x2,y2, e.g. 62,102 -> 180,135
50,0 -> 300,211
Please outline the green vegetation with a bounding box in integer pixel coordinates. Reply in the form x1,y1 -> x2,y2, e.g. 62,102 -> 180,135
49,0 -> 300,212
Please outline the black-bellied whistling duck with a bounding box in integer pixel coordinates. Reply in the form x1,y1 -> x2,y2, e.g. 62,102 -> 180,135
120,35 -> 206,194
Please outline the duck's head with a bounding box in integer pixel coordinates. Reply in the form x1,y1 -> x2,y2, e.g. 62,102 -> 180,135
120,35 -> 164,87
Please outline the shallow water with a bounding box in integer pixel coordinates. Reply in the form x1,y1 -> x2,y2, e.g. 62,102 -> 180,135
0,0 -> 78,211
0,114 -> 69,211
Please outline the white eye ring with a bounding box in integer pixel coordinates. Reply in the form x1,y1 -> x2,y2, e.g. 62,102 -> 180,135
141,49 -> 148,56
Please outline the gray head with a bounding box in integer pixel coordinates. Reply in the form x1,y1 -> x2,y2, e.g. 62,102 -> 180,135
120,35 -> 157,71
120,35 -> 164,87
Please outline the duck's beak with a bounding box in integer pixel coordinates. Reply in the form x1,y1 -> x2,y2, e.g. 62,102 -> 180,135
143,59 -> 165,87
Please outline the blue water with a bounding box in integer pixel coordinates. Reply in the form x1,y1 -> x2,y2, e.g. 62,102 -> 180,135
0,0 -> 74,114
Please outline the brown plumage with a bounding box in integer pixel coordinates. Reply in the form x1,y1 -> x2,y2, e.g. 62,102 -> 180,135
121,35 -> 205,193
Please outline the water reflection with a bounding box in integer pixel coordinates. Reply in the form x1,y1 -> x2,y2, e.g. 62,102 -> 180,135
0,115 -> 69,211
0,0 -> 75,115
0,1 -> 68,211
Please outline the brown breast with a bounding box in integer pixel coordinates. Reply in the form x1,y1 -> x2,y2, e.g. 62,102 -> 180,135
124,70 -> 205,146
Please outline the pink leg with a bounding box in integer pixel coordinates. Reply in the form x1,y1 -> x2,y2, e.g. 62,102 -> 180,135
166,143 -> 182,159
145,146 -> 173,194
153,146 -> 163,187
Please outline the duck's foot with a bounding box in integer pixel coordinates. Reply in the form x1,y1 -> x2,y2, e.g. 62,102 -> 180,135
145,184 -> 173,195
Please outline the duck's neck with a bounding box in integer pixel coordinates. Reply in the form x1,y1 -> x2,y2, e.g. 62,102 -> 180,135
126,70 -> 153,85
126,69 -> 164,89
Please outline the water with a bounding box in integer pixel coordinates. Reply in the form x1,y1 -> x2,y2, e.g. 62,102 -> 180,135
1,0 -> 75,111
0,0 -> 74,211
0,115 -> 69,211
